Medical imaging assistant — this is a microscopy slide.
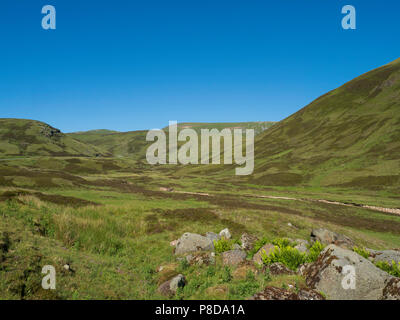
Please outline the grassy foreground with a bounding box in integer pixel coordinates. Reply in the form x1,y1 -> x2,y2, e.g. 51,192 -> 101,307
1,156 -> 400,300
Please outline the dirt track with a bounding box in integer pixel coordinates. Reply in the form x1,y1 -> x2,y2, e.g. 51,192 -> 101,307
166,189 -> 400,216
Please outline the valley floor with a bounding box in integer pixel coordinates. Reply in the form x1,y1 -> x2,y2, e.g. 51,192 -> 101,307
0,156 -> 399,299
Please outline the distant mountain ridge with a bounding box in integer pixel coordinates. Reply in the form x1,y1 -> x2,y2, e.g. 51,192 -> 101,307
67,121 -> 275,159
0,119 -> 275,159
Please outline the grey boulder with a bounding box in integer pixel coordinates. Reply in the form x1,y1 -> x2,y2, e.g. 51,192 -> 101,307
222,249 -> 247,266
175,232 -> 214,255
310,228 -> 354,249
304,244 -> 392,300
205,232 -> 221,242
369,249 -> 400,264
158,274 -> 186,297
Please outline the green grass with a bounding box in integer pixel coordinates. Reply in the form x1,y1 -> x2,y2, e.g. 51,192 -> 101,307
260,241 -> 325,271
375,261 -> 400,278
188,58 -> 400,193
67,121 -> 275,160
1,163 -> 399,300
0,119 -> 106,157
1,59 -> 400,299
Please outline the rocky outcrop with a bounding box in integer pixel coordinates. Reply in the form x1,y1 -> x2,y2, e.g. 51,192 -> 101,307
382,277 -> 400,300
298,263 -> 312,277
174,233 -> 214,255
240,233 -> 258,251
186,251 -> 215,266
250,286 -> 325,300
268,262 -> 294,276
296,289 -> 326,300
310,228 -> 354,249
304,244 -> 392,300
222,249 -> 247,266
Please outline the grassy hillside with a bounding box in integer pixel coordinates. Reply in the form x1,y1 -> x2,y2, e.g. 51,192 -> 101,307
68,130 -> 150,160
1,61 -> 400,300
188,58 -> 400,192
67,121 -> 275,159
0,119 -> 107,157
169,121 -> 275,135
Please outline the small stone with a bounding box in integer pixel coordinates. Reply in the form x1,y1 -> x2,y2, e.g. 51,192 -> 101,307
156,263 -> 179,285
219,228 -> 232,240
222,249 -> 247,266
205,232 -> 221,242
240,233 -> 258,251
169,274 -> 185,292
157,280 -> 173,297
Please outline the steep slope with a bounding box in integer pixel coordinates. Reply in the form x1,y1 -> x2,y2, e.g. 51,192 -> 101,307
0,119 -> 107,157
184,58 -> 400,191
249,58 -> 400,189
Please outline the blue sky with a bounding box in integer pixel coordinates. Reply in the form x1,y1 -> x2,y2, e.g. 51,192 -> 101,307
0,0 -> 399,132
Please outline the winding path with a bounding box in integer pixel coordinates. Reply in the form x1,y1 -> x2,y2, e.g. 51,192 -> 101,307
165,189 -> 400,216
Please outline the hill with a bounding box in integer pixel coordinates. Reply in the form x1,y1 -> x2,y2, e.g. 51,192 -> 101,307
168,121 -> 275,135
68,121 -> 275,159
190,58 -> 400,191
0,119 -> 107,157
67,130 -> 149,160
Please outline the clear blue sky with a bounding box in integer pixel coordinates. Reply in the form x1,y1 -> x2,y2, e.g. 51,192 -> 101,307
0,0 -> 399,132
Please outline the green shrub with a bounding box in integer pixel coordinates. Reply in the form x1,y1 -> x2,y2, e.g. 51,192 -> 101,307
221,266 -> 232,283
272,238 -> 296,248
353,246 -> 370,259
306,241 -> 325,263
261,245 -> 307,271
206,265 -> 216,277
179,258 -> 190,271
260,241 -> 325,271
248,237 -> 269,258
214,238 -> 233,254
229,280 -> 259,298
375,260 -> 400,277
